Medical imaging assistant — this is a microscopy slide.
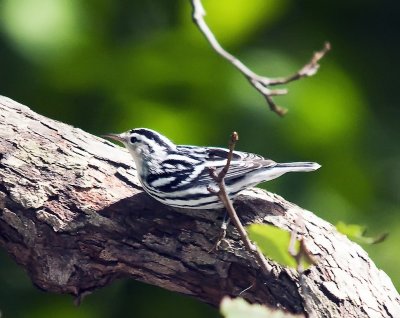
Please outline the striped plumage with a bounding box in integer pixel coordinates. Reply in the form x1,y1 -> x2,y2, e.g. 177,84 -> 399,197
105,128 -> 321,209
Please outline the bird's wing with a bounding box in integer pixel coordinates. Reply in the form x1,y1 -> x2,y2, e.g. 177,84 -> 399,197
177,146 -> 276,184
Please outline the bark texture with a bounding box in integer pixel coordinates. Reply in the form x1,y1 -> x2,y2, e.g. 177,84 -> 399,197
0,96 -> 399,317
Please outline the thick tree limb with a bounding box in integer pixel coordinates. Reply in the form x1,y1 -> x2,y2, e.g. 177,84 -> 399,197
0,96 -> 399,317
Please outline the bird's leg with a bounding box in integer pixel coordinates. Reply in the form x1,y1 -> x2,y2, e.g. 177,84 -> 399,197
221,211 -> 231,230
208,210 -> 232,252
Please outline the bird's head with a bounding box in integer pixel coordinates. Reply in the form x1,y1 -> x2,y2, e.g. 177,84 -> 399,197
103,128 -> 175,163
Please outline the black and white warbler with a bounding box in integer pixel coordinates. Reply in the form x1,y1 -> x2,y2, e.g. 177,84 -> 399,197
105,128 -> 320,209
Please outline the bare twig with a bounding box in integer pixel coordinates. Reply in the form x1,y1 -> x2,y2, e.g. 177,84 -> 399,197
288,216 -> 319,316
208,132 -> 272,274
268,42 -> 331,86
190,0 -> 331,116
238,282 -> 255,297
288,216 -> 317,273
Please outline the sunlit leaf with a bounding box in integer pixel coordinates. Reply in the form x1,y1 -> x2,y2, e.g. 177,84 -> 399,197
336,221 -> 388,245
247,223 -> 297,268
220,297 -> 304,318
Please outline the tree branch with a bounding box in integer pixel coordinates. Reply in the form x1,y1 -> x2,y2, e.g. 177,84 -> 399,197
0,96 -> 399,317
190,0 -> 330,116
208,132 -> 272,274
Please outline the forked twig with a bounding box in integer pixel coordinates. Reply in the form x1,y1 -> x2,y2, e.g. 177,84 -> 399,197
208,132 -> 272,274
288,216 -> 317,273
190,0 -> 330,116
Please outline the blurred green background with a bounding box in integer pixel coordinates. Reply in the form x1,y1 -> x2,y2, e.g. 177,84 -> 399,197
0,0 -> 399,317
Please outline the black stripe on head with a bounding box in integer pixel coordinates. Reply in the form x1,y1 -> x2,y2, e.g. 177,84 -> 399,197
132,129 -> 173,149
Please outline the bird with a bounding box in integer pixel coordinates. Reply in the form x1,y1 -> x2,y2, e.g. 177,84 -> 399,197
104,128 -> 320,209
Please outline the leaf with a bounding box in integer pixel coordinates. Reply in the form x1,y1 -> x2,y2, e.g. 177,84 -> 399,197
336,221 -> 388,245
220,297 -> 304,318
247,223 -> 297,268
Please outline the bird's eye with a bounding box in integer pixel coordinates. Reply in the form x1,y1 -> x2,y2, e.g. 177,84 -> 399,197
130,136 -> 139,144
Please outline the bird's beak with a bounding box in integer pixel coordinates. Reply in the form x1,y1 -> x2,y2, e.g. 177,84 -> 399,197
102,133 -> 125,143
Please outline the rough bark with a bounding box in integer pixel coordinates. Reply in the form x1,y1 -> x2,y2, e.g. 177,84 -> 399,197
0,96 -> 399,317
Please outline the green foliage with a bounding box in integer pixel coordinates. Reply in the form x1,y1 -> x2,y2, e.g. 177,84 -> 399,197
336,221 -> 388,245
247,223 -> 314,271
247,223 -> 297,268
220,297 -> 304,318
0,0 -> 86,61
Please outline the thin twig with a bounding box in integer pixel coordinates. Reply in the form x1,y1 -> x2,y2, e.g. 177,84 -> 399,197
288,216 -> 318,316
288,216 -> 317,273
190,0 -> 331,116
238,282 -> 255,297
208,132 -> 272,274
268,42 -> 331,86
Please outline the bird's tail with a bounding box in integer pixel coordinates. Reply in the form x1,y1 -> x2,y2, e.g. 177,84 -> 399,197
229,161 -> 321,191
275,162 -> 321,172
